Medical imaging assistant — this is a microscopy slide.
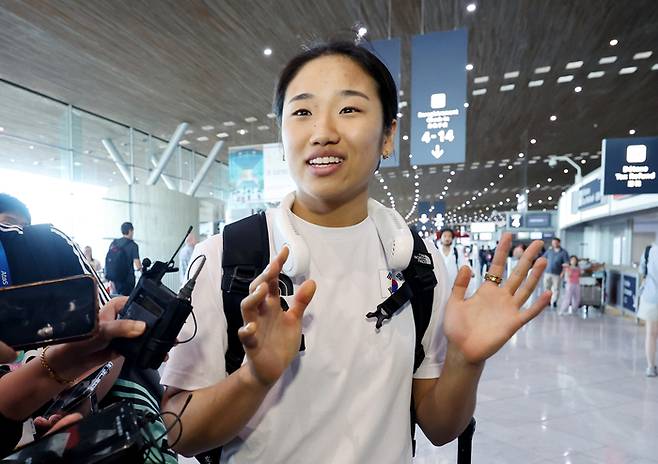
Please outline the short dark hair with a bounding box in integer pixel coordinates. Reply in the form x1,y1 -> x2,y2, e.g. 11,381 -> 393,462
121,222 -> 134,235
552,237 -> 561,243
439,228 -> 455,239
0,193 -> 31,224
273,41 -> 398,136
570,255 -> 578,261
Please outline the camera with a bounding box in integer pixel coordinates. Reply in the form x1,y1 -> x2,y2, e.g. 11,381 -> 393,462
110,226 -> 204,370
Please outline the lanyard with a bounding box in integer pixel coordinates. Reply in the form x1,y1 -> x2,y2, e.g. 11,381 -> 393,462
0,240 -> 12,287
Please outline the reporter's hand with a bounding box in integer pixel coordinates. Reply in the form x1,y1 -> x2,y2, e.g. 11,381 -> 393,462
46,297 -> 146,381
238,247 -> 316,388
34,412 -> 83,436
0,341 -> 17,364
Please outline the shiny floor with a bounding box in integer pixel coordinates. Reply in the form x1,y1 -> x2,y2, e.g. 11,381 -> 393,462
415,308 -> 658,464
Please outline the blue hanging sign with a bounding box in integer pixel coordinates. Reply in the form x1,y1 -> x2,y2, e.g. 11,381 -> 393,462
602,136 -> 658,194
370,38 -> 401,169
410,29 -> 468,166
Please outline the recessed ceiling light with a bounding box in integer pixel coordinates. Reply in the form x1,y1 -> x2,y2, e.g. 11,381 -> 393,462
536,183 -> 540,188
507,165 -> 513,170
550,115 -> 557,121
196,136 -> 209,142
179,140 -> 190,145
216,132 -> 229,138
466,63 -> 474,71
263,48 -> 272,56
498,173 -> 503,178
530,138 -> 537,144
609,39 -> 618,46
357,26 -> 368,37
473,76 -> 489,84
518,152 -> 524,158
257,125 -> 269,131
504,71 -> 520,79
574,86 -> 582,93
464,102 -> 470,108
633,51 -> 653,60
266,113 -> 277,119
466,3 -> 476,12
587,71 -> 605,79
619,66 -> 637,75
598,56 -> 617,65
580,159 -> 586,164
534,66 -> 551,74
500,84 -> 515,92
201,125 -> 214,131
403,135 -> 409,141
565,61 -> 583,69
563,168 -> 569,173
29,145 -> 34,150
223,121 -> 236,126
237,129 -> 248,135
185,129 -> 194,135
528,79 -> 544,87
557,75 -> 574,83
547,177 -> 552,182
472,88 -> 487,96
629,129 -> 636,135
652,63 -> 658,71
396,112 -> 403,118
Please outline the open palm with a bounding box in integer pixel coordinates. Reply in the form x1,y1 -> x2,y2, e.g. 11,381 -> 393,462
443,233 -> 551,364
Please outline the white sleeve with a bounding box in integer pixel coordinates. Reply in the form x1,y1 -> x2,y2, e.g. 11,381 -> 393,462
413,238 -> 450,379
160,235 -> 229,391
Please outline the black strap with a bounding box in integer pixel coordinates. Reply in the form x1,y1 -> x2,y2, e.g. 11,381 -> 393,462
453,246 -> 459,266
221,212 -> 269,375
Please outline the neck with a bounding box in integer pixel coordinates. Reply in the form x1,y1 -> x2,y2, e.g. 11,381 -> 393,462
291,190 -> 369,227
442,244 -> 452,253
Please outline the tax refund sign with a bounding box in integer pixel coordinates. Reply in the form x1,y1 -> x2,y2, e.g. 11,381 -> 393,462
602,136 -> 658,194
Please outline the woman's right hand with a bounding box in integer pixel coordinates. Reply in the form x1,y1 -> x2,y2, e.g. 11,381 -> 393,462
238,246 -> 316,389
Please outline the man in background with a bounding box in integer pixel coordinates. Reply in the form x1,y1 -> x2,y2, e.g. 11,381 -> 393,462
106,222 -> 141,296
0,194 -> 31,227
542,237 -> 569,307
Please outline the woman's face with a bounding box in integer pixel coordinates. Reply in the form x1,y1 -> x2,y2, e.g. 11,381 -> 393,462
281,54 -> 396,208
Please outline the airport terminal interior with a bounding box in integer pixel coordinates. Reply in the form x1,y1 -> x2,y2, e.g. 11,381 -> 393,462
1,1 -> 658,463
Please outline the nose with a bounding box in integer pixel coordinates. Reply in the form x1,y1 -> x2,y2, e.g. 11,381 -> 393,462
309,112 -> 340,146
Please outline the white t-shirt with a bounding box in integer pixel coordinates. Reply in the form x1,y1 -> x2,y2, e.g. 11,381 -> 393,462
162,206 -> 450,464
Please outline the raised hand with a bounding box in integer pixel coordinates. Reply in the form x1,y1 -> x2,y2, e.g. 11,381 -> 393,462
238,246 -> 316,388
443,233 -> 551,364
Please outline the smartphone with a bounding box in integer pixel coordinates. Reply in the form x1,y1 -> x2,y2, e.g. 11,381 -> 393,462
1,401 -> 145,463
42,362 -> 114,418
0,275 -> 98,351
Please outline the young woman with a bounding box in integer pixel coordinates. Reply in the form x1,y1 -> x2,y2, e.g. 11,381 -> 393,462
161,42 -> 551,462
559,255 -> 582,315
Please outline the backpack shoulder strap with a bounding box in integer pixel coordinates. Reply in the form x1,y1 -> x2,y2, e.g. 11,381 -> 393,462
402,231 -> 437,373
221,212 -> 269,374
453,246 -> 459,266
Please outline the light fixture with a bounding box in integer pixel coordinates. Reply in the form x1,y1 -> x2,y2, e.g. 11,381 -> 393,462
357,26 -> 368,37
518,152 -> 524,158
574,86 -> 582,93
619,66 -> 637,75
466,3 -> 476,12
580,159 -> 586,164
629,129 -> 636,135
507,165 -> 513,170
237,129 -> 248,135
403,135 -> 409,141
464,102 -> 470,108
587,71 -> 605,79
536,183 -> 540,188
530,138 -> 537,144
196,136 -> 209,142
609,39 -> 618,46
397,112 -> 403,118
216,132 -> 229,138
563,168 -> 569,173
498,173 -> 503,178
201,125 -> 215,131
466,63 -> 474,71
264,48 -> 272,56
550,115 -> 557,121
547,177 -> 552,182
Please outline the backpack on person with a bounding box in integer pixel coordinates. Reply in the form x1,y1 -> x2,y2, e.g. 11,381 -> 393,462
194,212 -> 445,463
642,245 -> 652,277
104,239 -> 131,282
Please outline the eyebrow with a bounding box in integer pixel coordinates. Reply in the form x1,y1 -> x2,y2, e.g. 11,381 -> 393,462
287,89 -> 371,105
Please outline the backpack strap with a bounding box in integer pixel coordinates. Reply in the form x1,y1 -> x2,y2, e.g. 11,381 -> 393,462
220,212 -> 270,375
453,246 -> 459,267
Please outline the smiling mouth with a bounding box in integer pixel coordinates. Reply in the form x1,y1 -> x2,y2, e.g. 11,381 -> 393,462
307,155 -> 344,167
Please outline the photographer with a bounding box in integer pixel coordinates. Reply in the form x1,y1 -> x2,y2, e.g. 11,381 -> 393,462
0,297 -> 145,454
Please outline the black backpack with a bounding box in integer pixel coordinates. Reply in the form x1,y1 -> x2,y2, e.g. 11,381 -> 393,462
104,239 -> 131,282
194,213 -> 438,464
642,245 -> 652,277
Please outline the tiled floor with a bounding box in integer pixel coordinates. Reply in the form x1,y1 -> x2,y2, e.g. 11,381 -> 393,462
414,309 -> 658,464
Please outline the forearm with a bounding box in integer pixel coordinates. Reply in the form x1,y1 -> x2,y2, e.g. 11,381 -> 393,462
415,343 -> 484,446
162,364 -> 271,457
0,345 -> 98,420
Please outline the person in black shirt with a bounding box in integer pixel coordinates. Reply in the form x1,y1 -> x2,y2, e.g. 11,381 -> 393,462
107,222 -> 142,296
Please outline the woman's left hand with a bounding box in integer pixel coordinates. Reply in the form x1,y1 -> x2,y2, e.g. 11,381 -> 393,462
443,233 -> 551,365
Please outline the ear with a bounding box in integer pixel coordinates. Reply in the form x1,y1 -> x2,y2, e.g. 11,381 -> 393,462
382,119 -> 398,155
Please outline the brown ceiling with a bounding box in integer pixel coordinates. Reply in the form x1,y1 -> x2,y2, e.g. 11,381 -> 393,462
0,0 -> 657,221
